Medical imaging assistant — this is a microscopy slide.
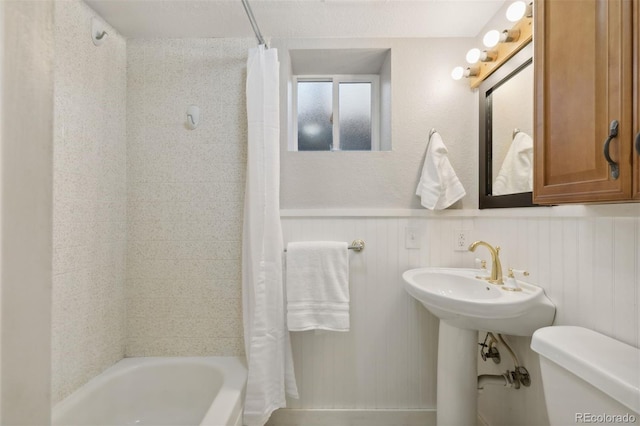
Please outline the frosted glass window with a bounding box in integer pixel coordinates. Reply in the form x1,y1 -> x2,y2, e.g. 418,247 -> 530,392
297,81 -> 333,151
293,75 -> 380,151
339,82 -> 372,151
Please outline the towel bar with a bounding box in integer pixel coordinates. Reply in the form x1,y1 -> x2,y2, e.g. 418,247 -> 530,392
284,239 -> 365,252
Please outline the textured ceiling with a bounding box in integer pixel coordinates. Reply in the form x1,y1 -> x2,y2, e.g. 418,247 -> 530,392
84,0 -> 506,39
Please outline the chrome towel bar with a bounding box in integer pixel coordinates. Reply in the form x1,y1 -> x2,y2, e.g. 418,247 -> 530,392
284,239 -> 365,252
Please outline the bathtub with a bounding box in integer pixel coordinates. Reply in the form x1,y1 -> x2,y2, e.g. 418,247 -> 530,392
52,357 -> 247,426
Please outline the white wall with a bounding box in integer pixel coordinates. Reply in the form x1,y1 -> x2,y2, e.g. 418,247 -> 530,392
274,37 -> 479,210
125,38 -> 252,356
51,0 -> 127,404
1,0 -> 54,423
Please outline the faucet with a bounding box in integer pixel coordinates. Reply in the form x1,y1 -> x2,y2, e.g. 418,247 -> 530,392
468,241 -> 503,284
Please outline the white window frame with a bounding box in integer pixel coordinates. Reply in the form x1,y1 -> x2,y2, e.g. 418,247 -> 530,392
292,74 -> 380,151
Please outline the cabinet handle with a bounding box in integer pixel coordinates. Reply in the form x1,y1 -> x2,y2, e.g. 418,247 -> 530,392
635,131 -> 640,156
603,120 -> 620,180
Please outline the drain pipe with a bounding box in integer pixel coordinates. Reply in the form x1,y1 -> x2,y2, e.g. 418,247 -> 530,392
481,332 -> 531,389
493,333 -> 521,367
477,373 -> 513,390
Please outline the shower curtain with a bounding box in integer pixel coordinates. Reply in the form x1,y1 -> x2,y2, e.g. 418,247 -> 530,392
242,45 -> 298,426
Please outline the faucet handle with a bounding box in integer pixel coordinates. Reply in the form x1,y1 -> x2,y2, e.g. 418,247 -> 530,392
508,268 -> 529,278
503,268 -> 528,292
475,258 -> 490,280
474,258 -> 487,269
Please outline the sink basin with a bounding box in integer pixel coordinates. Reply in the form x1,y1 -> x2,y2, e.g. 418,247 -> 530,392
402,267 -> 555,336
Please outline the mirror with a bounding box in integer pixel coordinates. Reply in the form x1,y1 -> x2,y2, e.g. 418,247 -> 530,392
479,42 -> 538,209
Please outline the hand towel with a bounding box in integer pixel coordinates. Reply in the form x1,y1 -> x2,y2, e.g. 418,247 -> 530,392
285,241 -> 349,332
493,131 -> 533,195
415,131 -> 466,210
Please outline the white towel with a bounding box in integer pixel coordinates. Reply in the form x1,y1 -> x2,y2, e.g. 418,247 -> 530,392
493,131 -> 533,195
285,241 -> 349,332
415,131 -> 466,210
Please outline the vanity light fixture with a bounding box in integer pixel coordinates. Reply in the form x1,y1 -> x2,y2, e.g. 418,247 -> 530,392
451,0 -> 532,85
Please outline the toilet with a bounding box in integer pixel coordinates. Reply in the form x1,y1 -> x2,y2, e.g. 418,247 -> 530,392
531,326 -> 640,425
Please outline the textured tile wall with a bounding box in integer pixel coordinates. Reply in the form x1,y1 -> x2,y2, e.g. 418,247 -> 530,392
51,0 -> 127,404
125,38 -> 253,356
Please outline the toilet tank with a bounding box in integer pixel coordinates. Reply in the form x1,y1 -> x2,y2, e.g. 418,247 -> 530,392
531,326 -> 640,425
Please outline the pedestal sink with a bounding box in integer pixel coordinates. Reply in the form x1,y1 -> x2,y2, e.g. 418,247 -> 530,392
402,267 -> 555,426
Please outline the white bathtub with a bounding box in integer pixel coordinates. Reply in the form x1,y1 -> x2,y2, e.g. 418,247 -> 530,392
52,357 -> 247,426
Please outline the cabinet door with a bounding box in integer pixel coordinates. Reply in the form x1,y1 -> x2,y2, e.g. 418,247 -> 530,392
534,0 -> 634,204
634,0 -> 640,200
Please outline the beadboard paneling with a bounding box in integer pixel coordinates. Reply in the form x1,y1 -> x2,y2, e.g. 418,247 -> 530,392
282,212 -> 639,425
282,217 -> 438,409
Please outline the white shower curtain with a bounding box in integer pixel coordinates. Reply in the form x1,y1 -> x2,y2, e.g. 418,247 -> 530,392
242,45 -> 298,426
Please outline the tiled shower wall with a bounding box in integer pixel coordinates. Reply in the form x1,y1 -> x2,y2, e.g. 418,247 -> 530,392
125,38 -> 253,356
51,0 -> 127,404
280,209 -> 639,424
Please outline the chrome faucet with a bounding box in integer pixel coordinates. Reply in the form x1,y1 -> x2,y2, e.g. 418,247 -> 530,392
468,241 -> 503,284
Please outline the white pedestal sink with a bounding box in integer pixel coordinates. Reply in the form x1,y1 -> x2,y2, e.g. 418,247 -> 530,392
402,267 -> 555,426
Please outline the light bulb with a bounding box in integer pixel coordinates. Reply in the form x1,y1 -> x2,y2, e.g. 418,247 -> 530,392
465,48 -> 481,64
506,1 -> 526,22
451,66 -> 464,80
483,30 -> 500,48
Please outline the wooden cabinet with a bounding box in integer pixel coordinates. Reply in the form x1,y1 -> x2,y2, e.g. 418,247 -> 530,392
635,0 -> 640,200
534,0 -> 639,204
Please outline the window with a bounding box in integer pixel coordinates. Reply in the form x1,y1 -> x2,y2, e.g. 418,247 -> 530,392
293,75 -> 380,151
287,48 -> 391,152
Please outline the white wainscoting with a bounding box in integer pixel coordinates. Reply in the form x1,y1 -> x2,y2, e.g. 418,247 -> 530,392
282,217 -> 441,410
266,409 -> 436,426
280,211 -> 639,426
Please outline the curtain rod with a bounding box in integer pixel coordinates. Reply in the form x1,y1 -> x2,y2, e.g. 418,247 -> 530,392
241,0 -> 267,48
